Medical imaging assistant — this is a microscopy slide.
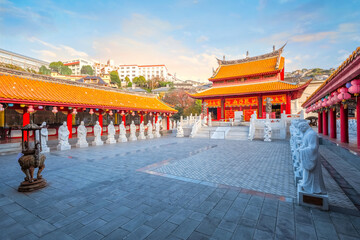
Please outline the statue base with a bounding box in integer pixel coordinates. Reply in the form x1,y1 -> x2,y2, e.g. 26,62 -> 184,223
106,138 -> 117,144
176,134 -> 184,138
119,137 -> 128,143
41,147 -> 50,153
129,136 -> 137,141
294,171 -> 302,187
57,144 -> 71,151
76,142 -> 89,148
147,134 -> 154,139
92,140 -> 104,146
18,178 -> 47,192
297,185 -> 329,210
138,134 -> 146,140
155,134 -> 161,138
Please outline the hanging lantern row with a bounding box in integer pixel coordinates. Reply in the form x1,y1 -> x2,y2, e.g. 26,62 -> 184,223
307,78 -> 360,113
27,105 -> 35,113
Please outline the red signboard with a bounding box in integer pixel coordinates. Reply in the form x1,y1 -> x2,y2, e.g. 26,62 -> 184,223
262,94 -> 286,104
225,97 -> 258,107
204,99 -> 221,108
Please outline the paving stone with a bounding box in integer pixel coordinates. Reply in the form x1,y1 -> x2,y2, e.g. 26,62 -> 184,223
295,223 -> 317,240
172,218 -> 201,239
144,211 -> 172,229
39,229 -> 74,240
96,215 -> 131,236
82,231 -> 104,240
26,219 -> 56,237
314,220 -> 339,240
168,209 -> 193,225
257,214 -> 276,233
188,231 -> 210,240
0,223 -> 31,240
70,218 -> 107,239
338,234 -> 360,240
232,224 -> 254,240
122,213 -> 152,232
332,217 -> 360,237
253,229 -> 274,240
196,216 -> 221,236
211,227 -> 233,240
189,211 -> 207,222
102,227 -> 129,240
242,205 -> 261,221
146,228 -> 171,240
125,225 -> 154,240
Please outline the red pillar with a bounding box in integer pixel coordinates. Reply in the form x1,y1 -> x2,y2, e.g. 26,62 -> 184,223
167,115 -> 170,130
340,104 -> 349,143
99,112 -> 103,136
67,113 -> 72,139
322,110 -> 328,136
23,112 -> 30,141
357,96 -> 360,148
140,113 -> 144,123
318,112 -> 323,134
155,113 -> 158,123
330,108 -> 337,139
122,114 -> 126,127
217,108 -> 221,120
286,94 -> 291,114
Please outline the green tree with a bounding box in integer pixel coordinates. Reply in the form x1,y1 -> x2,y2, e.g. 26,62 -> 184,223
127,82 -> 132,87
81,65 -> 94,75
39,65 -> 51,75
133,75 -> 147,87
125,76 -> 131,84
110,71 -> 121,88
49,61 -> 63,72
60,65 -> 72,75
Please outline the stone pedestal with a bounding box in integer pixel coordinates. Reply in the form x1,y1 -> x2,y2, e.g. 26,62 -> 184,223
297,185 -> 329,210
119,135 -> 127,142
57,143 -> 71,151
18,178 -> 47,192
76,142 -> 89,148
106,137 -> 117,144
92,139 -> 104,146
41,146 -> 50,153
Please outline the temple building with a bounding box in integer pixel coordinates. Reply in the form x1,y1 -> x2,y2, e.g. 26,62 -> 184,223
0,67 -> 176,140
189,45 -> 311,121
302,47 -> 360,149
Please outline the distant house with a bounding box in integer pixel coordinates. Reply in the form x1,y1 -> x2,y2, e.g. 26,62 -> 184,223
77,76 -> 107,86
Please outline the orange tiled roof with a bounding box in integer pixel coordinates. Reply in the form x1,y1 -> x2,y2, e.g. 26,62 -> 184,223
0,73 -> 176,112
302,46 -> 360,107
210,56 -> 284,81
189,80 -> 310,98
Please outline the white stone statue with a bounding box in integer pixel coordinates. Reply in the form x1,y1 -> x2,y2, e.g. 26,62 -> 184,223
155,120 -> 161,138
176,121 -> 184,137
129,121 -> 137,141
169,120 -> 173,130
202,115 -> 208,126
297,122 -> 326,194
76,121 -> 88,148
147,120 -> 154,139
39,122 -> 50,153
138,121 -> 146,140
106,121 -> 117,144
208,113 -> 212,127
119,123 -> 128,142
264,114 -> 272,142
57,121 -> 71,150
248,112 -> 256,141
92,121 -> 104,146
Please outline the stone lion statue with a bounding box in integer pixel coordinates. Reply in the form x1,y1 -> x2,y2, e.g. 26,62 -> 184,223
18,143 -> 46,183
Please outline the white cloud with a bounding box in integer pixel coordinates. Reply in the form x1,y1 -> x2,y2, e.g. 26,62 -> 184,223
28,36 -> 89,61
196,35 -> 209,43
290,32 -> 336,42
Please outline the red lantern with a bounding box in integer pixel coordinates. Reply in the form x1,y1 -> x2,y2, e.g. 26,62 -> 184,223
89,109 -> 94,115
0,104 -> 3,112
52,106 -> 58,114
109,110 -> 113,116
348,79 -> 360,96
338,87 -> 351,102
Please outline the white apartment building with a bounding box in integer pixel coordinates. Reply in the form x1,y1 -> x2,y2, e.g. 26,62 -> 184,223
118,64 -> 168,82
0,48 -> 49,71
63,58 -> 94,75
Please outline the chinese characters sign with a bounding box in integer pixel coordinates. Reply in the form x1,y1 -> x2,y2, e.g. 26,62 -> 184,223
262,94 -> 286,104
204,99 -> 221,108
225,97 -> 258,107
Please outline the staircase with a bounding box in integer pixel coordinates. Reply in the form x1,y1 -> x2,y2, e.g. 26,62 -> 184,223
0,142 -> 21,156
225,126 -> 249,140
191,126 -> 249,140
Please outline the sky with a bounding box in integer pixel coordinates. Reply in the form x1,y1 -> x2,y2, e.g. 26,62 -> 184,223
0,0 -> 360,82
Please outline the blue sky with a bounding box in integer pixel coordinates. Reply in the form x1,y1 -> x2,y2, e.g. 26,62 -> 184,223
1,0 -> 360,81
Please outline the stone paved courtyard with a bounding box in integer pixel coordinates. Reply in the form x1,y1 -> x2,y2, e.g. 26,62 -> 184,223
0,137 -> 359,240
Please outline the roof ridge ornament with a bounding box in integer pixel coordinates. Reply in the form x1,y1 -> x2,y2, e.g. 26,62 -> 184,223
216,43 -> 286,66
